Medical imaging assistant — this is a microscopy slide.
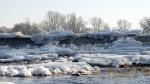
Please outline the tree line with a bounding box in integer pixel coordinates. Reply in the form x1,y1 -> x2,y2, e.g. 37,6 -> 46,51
0,11 -> 150,35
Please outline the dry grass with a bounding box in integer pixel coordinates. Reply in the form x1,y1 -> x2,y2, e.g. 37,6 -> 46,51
100,67 -> 150,77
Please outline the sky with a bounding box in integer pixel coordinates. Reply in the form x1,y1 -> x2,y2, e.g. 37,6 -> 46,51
0,0 -> 150,28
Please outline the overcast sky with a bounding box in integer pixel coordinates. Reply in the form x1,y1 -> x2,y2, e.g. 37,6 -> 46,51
0,0 -> 150,28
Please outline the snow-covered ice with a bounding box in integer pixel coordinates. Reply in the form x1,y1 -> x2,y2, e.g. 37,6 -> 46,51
31,31 -> 74,44
0,32 -> 150,77
0,62 -> 98,77
111,37 -> 143,48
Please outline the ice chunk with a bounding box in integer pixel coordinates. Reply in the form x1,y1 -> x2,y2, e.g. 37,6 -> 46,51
55,58 -> 69,62
0,62 -> 98,77
78,69 -> 92,75
40,43 -> 75,56
0,50 -> 27,59
10,56 -> 25,61
75,54 -> 112,67
52,68 -> 62,75
6,68 -> 19,77
138,55 -> 150,65
25,55 -> 41,61
31,66 -> 52,76
12,31 -> 28,38
18,69 -> 32,77
0,51 -> 14,59
140,51 -> 150,55
14,66 -> 32,77
111,37 -> 142,48
0,32 -> 28,38
0,66 -> 8,76
31,31 -> 74,44
40,42 -> 59,53
75,54 -> 141,67
108,56 -> 132,67
28,62 -> 94,75
56,48 -> 75,56
31,31 -> 50,44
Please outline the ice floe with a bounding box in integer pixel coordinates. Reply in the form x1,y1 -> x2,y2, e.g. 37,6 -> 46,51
111,37 -> 143,48
31,31 -> 74,44
75,53 -> 150,67
0,32 -> 150,77
0,62 -> 99,77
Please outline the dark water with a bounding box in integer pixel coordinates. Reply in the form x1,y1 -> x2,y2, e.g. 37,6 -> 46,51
0,74 -> 150,84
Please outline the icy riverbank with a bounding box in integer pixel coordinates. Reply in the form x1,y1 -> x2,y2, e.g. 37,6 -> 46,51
0,62 -> 100,77
0,32 -> 150,77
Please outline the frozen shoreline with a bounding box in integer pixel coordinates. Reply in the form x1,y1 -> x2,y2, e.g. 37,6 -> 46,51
0,67 -> 150,84
0,32 -> 150,78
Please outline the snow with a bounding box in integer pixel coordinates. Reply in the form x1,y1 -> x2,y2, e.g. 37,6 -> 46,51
111,29 -> 142,35
111,37 -> 143,48
0,62 -> 97,77
0,36 -> 148,66
6,69 -> 19,77
1,31 -> 150,77
0,66 -> 8,76
0,36 -> 149,67
75,53 -> 150,67
52,68 -> 62,75
0,32 -> 28,38
56,48 -> 75,56
15,66 -> 32,77
0,47 -> 60,62
12,31 -> 28,37
40,42 -> 75,56
32,66 -> 52,76
55,58 -> 70,62
31,31 -> 74,44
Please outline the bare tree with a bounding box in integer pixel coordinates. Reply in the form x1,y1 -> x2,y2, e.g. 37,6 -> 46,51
12,19 -> 32,35
31,23 -> 41,34
76,16 -> 86,32
12,19 -> 41,35
90,17 -> 104,32
0,26 -> 10,33
103,23 -> 110,31
66,13 -> 76,32
66,13 -> 86,33
38,21 -> 49,32
117,20 -> 131,31
140,17 -> 150,34
45,11 -> 66,31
